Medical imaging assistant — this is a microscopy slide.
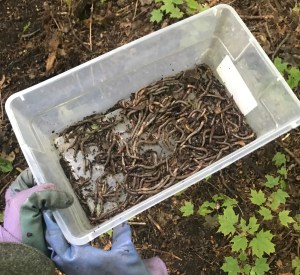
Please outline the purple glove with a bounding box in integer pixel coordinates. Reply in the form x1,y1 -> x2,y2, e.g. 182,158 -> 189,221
0,169 -> 73,255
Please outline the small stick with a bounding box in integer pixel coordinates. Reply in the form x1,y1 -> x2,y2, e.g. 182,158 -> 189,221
147,214 -> 164,234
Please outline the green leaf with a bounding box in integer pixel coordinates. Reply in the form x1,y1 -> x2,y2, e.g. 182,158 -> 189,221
240,217 -> 259,235
198,201 -> 215,216
212,194 -> 223,201
258,206 -> 273,221
279,179 -> 286,189
169,6 -> 184,18
272,152 -> 286,167
231,234 -> 248,252
179,201 -> 194,217
252,258 -> 270,275
292,256 -> 300,275
150,9 -> 164,23
217,206 -> 239,236
0,157 -> 13,173
186,0 -> 199,10
250,189 -> 266,206
243,264 -> 251,274
171,0 -> 184,4
238,252 -> 247,262
264,175 -> 280,188
293,214 -> 300,231
274,57 -> 288,76
287,66 -> 300,90
205,175 -> 212,181
249,229 -> 275,258
23,21 -> 31,33
222,197 -> 238,208
278,210 -> 295,227
247,217 -> 260,234
269,189 -> 289,210
221,257 -> 240,275
277,166 -> 287,177
90,124 -> 99,130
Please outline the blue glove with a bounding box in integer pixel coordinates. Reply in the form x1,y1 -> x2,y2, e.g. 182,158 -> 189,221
44,213 -> 168,275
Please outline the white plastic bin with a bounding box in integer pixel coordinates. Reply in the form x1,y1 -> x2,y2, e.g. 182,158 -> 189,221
6,4 -> 300,245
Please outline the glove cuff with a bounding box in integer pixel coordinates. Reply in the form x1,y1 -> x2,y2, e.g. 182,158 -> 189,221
143,256 -> 168,275
0,225 -> 20,243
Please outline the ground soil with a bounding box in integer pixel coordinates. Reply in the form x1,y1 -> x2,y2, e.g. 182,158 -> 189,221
0,0 -> 300,274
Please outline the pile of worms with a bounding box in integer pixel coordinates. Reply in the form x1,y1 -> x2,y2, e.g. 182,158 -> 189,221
59,64 -> 256,224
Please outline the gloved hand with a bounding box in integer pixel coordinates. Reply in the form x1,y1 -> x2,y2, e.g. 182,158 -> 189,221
0,169 -> 73,255
45,213 -> 168,275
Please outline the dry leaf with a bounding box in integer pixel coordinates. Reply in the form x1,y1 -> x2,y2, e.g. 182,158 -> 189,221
0,151 -> 15,162
49,33 -> 59,52
46,51 -> 57,72
139,0 -> 152,6
0,75 -> 5,90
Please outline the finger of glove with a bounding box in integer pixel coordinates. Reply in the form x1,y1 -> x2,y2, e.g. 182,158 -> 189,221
112,222 -> 132,248
44,212 -> 70,256
6,169 -> 35,199
24,185 -> 73,210
143,257 -> 168,275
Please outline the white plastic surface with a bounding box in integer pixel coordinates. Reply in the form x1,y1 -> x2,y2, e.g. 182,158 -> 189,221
217,55 -> 257,115
5,4 -> 300,245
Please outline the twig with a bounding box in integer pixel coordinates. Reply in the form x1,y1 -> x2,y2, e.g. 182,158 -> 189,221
132,0 -> 138,21
21,29 -> 40,39
89,3 -> 94,51
147,214 -> 164,234
142,248 -> 182,261
276,140 -> 300,166
240,15 -> 273,20
68,16 -> 91,52
272,33 -> 290,60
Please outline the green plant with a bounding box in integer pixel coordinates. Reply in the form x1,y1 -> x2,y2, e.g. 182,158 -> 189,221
292,256 -> 300,275
150,0 -> 209,23
0,156 -> 13,173
196,152 -> 297,274
179,200 -> 194,216
22,22 -> 31,33
293,3 -> 300,13
274,57 -> 300,90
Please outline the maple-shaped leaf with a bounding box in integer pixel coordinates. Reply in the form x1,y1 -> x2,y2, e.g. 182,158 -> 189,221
242,264 -> 251,274
287,66 -> 300,90
264,175 -> 280,188
231,234 -> 248,252
249,229 -> 275,258
239,217 -> 259,235
258,206 -> 273,221
277,166 -> 287,178
160,2 -> 175,13
269,189 -> 289,210
168,6 -> 183,18
186,0 -> 199,10
179,201 -> 194,216
222,197 -> 238,208
150,9 -> 164,23
274,57 -> 288,76
250,189 -> 266,206
217,206 -> 239,236
292,256 -> 300,275
252,258 -> 270,275
279,210 -> 295,227
272,152 -> 286,167
238,252 -> 247,262
198,201 -> 215,216
221,257 -> 240,275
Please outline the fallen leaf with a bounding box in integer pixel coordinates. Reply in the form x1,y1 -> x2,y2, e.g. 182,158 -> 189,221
0,151 -> 15,162
46,51 -> 57,73
49,33 -> 59,52
139,0 -> 152,6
